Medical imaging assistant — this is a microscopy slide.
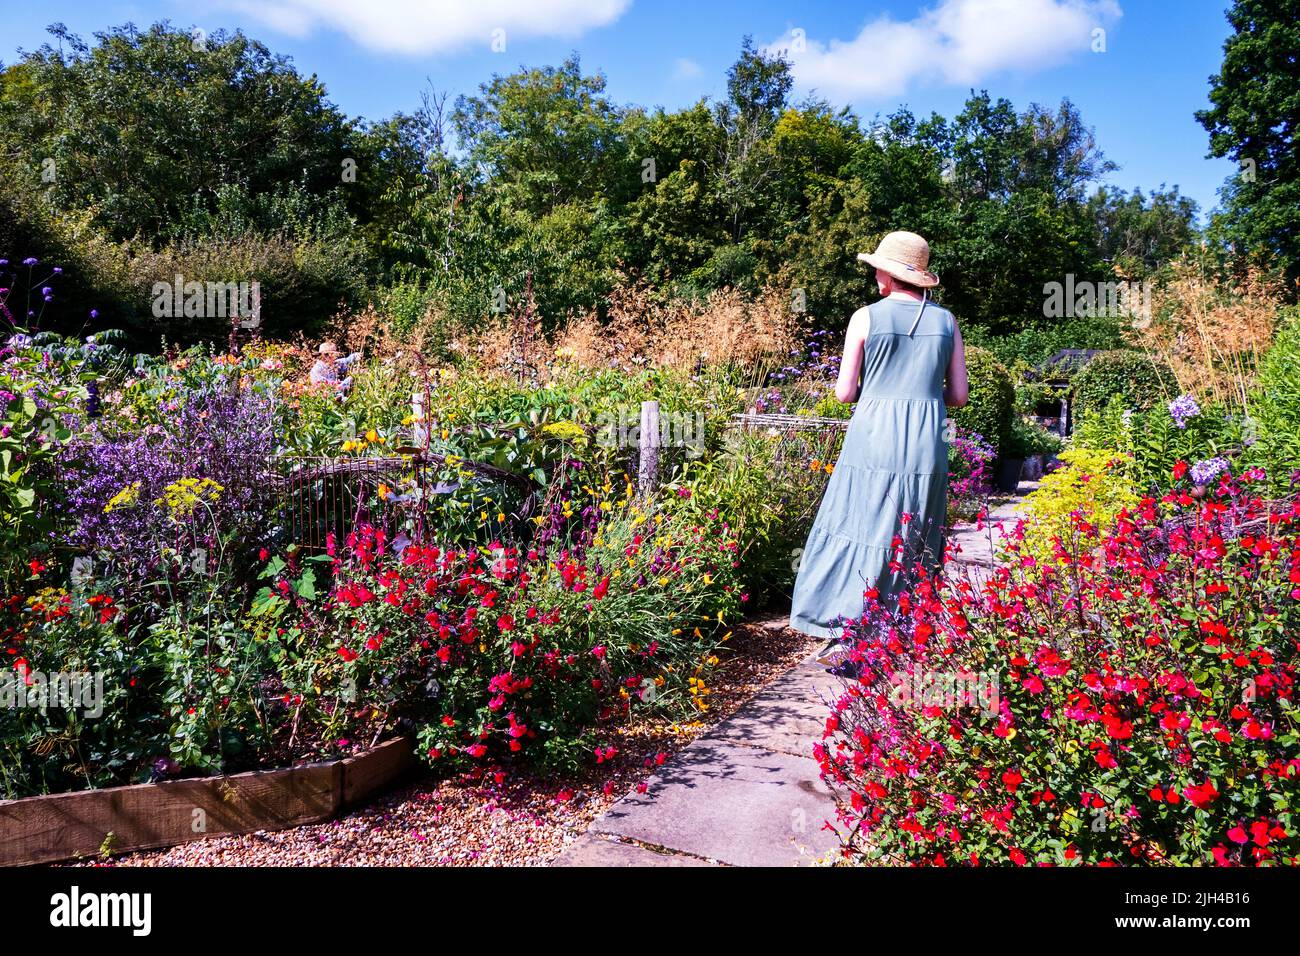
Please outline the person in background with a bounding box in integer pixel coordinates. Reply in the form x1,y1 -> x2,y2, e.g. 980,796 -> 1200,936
309,341 -> 360,394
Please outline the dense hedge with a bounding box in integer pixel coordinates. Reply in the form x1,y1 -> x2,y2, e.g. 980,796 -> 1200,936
950,345 -> 1015,451
1071,350 -> 1177,419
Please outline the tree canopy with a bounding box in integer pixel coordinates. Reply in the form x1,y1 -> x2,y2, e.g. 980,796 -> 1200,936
0,20 -> 1233,345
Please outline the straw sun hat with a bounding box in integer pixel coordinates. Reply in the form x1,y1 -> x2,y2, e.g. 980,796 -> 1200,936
856,231 -> 939,288
317,341 -> 341,356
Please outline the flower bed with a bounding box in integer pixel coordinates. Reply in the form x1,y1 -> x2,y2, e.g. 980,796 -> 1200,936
817,467 -> 1300,866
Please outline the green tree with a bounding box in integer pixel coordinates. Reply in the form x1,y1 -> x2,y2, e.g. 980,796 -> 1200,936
452,55 -> 634,217
1196,0 -> 1300,287
0,22 -> 355,241
1087,185 -> 1199,278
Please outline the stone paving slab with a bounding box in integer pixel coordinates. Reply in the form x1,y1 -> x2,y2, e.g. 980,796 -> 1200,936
551,489 -> 1037,868
551,832 -> 714,867
708,660 -> 842,757
585,738 -> 838,867
946,480 -> 1036,573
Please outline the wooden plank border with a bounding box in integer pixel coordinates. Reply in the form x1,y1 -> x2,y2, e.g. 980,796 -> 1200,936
0,736 -> 418,867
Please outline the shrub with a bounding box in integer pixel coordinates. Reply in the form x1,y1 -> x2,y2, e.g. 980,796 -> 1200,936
1070,349 -> 1177,420
128,230 -> 368,343
1019,447 -> 1139,564
949,345 -> 1014,452
672,424 -> 841,609
1249,310 -> 1300,494
964,316 -> 1125,369
818,468 -> 1300,866
268,460 -> 744,774
1003,417 -> 1062,459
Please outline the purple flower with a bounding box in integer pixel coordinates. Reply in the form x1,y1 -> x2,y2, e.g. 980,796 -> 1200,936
1169,394 -> 1200,429
1189,456 -> 1229,486
58,386 -> 277,581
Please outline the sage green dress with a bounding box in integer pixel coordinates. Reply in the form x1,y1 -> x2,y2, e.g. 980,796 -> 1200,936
790,296 -> 955,639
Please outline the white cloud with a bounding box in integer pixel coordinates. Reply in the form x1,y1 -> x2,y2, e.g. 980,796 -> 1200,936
672,57 -> 703,81
214,0 -> 631,56
765,0 -> 1122,100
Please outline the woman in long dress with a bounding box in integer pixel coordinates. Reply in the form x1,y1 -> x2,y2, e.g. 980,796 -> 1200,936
789,231 -> 969,660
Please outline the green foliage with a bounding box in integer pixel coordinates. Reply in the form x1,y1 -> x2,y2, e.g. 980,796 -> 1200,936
1020,447 -> 1139,564
1070,350 -> 1177,419
949,345 -> 1015,450
2,23 -> 1207,343
1003,417 -> 1062,459
0,332 -> 116,586
0,24 -> 354,242
1248,309 -> 1300,490
1087,185 -> 1201,279
964,315 -> 1126,370
1074,398 -> 1245,494
1197,0 -> 1300,287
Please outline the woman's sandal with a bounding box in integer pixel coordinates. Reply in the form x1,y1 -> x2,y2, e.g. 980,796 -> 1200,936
814,640 -> 853,667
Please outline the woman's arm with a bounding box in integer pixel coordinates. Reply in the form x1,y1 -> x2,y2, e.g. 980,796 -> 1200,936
833,307 -> 871,404
944,319 -> 969,407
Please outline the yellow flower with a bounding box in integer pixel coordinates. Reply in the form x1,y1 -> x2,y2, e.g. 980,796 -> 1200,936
366,429 -> 379,443
104,481 -> 142,513
157,477 -> 223,518
378,483 -> 391,500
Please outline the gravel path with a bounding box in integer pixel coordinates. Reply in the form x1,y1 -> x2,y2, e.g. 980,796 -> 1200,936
78,617 -> 813,867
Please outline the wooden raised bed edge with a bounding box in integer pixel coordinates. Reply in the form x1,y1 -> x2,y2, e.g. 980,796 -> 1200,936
0,735 -> 419,867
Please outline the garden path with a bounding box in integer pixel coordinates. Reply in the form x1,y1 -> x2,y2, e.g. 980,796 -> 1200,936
551,482 -> 1037,867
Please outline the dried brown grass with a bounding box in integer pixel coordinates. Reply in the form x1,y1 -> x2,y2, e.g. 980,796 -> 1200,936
452,284 -> 803,380
1133,258 -> 1283,414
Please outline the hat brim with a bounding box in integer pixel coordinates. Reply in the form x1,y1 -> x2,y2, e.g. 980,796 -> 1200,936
856,252 -> 940,288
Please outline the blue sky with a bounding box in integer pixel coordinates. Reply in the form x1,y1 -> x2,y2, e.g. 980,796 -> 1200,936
3,1 -> 1237,218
